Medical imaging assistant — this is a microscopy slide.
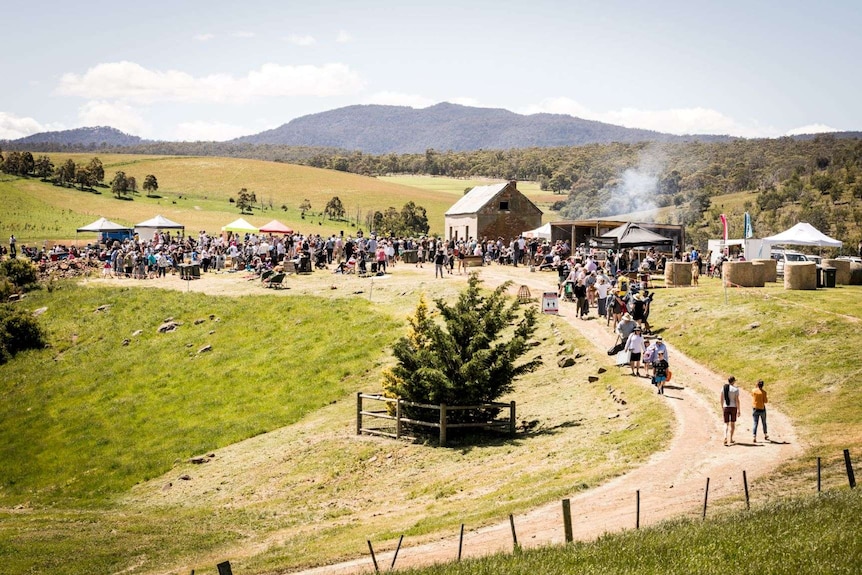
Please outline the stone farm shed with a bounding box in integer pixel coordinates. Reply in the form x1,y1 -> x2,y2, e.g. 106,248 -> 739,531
444,181 -> 542,241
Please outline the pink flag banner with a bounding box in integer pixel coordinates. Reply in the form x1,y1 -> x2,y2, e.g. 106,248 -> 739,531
720,213 -> 728,241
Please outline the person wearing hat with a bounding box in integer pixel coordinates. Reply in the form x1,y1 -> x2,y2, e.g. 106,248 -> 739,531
625,326 -> 646,377
751,380 -> 769,442
616,312 -> 637,342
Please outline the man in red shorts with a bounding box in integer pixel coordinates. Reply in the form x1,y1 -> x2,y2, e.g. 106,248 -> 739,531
721,376 -> 741,445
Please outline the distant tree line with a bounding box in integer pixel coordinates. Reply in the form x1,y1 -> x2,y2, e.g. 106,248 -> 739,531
0,149 -> 159,201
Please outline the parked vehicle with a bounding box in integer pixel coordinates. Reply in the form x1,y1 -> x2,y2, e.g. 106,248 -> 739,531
770,249 -> 810,276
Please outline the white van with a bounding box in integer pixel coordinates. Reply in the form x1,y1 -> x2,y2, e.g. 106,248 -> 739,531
770,249 -> 810,276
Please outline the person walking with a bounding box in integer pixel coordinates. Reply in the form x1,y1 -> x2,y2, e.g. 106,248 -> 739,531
652,350 -> 669,395
434,249 -> 446,278
625,326 -> 646,377
751,379 -> 769,442
721,376 -> 741,445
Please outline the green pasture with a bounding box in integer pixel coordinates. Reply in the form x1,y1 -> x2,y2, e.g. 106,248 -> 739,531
0,156 -> 457,242
0,280 -> 670,575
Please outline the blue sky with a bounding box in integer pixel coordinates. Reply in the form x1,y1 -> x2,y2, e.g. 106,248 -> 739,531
2,0 -> 860,141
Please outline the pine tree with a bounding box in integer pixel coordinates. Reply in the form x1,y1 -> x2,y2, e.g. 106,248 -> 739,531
382,274 -> 541,426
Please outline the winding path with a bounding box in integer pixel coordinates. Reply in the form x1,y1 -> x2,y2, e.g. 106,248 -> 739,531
289,267 -> 803,574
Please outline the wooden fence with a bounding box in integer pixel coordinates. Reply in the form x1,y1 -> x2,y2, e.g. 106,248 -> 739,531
356,393 -> 516,446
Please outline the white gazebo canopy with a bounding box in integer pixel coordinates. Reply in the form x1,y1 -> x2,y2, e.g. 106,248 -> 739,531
763,222 -> 842,248
135,214 -> 185,241
522,222 -> 551,239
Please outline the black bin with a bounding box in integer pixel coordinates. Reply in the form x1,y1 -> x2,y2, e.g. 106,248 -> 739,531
402,249 -> 418,264
823,267 -> 837,288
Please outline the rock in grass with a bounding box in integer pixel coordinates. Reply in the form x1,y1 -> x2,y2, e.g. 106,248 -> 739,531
557,357 -> 575,368
95,304 -> 111,312
132,330 -> 143,337
179,474 -> 191,481
33,307 -> 48,316
158,321 -> 180,333
198,345 -> 212,354
588,376 -> 599,382
598,367 -> 607,374
194,318 -> 206,325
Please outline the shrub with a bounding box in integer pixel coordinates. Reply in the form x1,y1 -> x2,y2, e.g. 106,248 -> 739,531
1,258 -> 39,289
0,305 -> 46,364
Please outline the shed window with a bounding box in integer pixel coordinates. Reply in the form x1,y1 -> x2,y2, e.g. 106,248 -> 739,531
499,201 -> 509,210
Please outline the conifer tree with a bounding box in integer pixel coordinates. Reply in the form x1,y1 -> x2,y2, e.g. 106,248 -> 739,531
382,274 -> 540,425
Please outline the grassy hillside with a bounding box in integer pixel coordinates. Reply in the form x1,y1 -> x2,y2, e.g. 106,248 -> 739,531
0,278 -> 670,575
0,155 -> 457,243
403,490 -> 862,575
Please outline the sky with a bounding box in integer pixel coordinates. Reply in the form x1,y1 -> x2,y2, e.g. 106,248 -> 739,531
2,0 -> 860,142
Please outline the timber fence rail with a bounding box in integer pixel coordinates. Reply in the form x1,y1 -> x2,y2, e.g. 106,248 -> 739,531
356,393 -> 516,446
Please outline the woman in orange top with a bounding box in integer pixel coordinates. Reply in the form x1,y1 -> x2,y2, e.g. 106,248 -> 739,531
751,380 -> 768,442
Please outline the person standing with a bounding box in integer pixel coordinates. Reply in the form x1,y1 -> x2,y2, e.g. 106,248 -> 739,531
751,379 -> 769,442
652,350 -> 669,395
721,376 -> 741,445
434,249 -> 446,278
626,326 -> 646,377
573,279 -> 588,319
9,234 -> 16,258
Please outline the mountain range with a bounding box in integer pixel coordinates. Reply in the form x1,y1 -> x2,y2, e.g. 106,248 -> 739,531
4,102 -> 856,155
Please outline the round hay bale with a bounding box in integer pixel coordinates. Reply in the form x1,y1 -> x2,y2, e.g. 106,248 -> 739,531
849,262 -> 862,285
784,262 -> 817,290
823,259 -> 851,285
666,262 -> 692,286
753,258 -> 777,282
723,261 -> 754,287
751,262 -> 766,287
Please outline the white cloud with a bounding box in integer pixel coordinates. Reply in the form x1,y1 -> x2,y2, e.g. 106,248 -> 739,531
521,97 -> 781,138
231,31 -> 255,38
287,34 -> 316,46
194,33 -> 215,41
364,91 -> 436,108
174,121 -> 251,141
336,30 -> 353,43
785,123 -> 837,136
57,61 -> 365,104
78,100 -> 149,136
0,112 -> 63,139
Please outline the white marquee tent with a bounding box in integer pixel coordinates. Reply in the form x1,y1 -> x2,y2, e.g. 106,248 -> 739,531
763,222 -> 842,248
135,214 -> 185,241
522,222 -> 551,239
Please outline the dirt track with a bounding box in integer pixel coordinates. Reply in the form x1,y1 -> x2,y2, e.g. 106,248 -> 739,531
86,265 -> 803,574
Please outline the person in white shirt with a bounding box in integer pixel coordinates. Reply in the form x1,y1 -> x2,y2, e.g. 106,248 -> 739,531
625,326 -> 646,377
721,376 -> 741,445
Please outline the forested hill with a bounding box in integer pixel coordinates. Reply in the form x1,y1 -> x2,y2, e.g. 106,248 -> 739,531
8,126 -> 144,147
231,102 -> 730,153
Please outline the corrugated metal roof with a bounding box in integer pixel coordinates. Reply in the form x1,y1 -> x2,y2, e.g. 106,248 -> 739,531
445,182 -> 509,216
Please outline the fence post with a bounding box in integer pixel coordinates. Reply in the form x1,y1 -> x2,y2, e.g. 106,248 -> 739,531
844,449 -> 856,489
216,562 -> 232,575
458,524 -> 465,561
390,535 -> 404,570
702,477 -> 710,519
817,457 -> 822,493
635,490 -> 640,529
440,403 -> 447,446
396,398 -> 402,439
743,470 -> 750,510
367,540 -> 379,573
509,514 -> 519,550
510,401 -> 517,437
562,499 -> 573,543
356,393 -> 363,436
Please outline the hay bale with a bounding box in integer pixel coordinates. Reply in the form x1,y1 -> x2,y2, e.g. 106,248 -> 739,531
753,258 -> 777,282
751,262 -> 766,287
784,262 -> 817,290
823,259 -> 851,285
723,261 -> 755,287
849,262 -> 862,285
666,262 -> 692,286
